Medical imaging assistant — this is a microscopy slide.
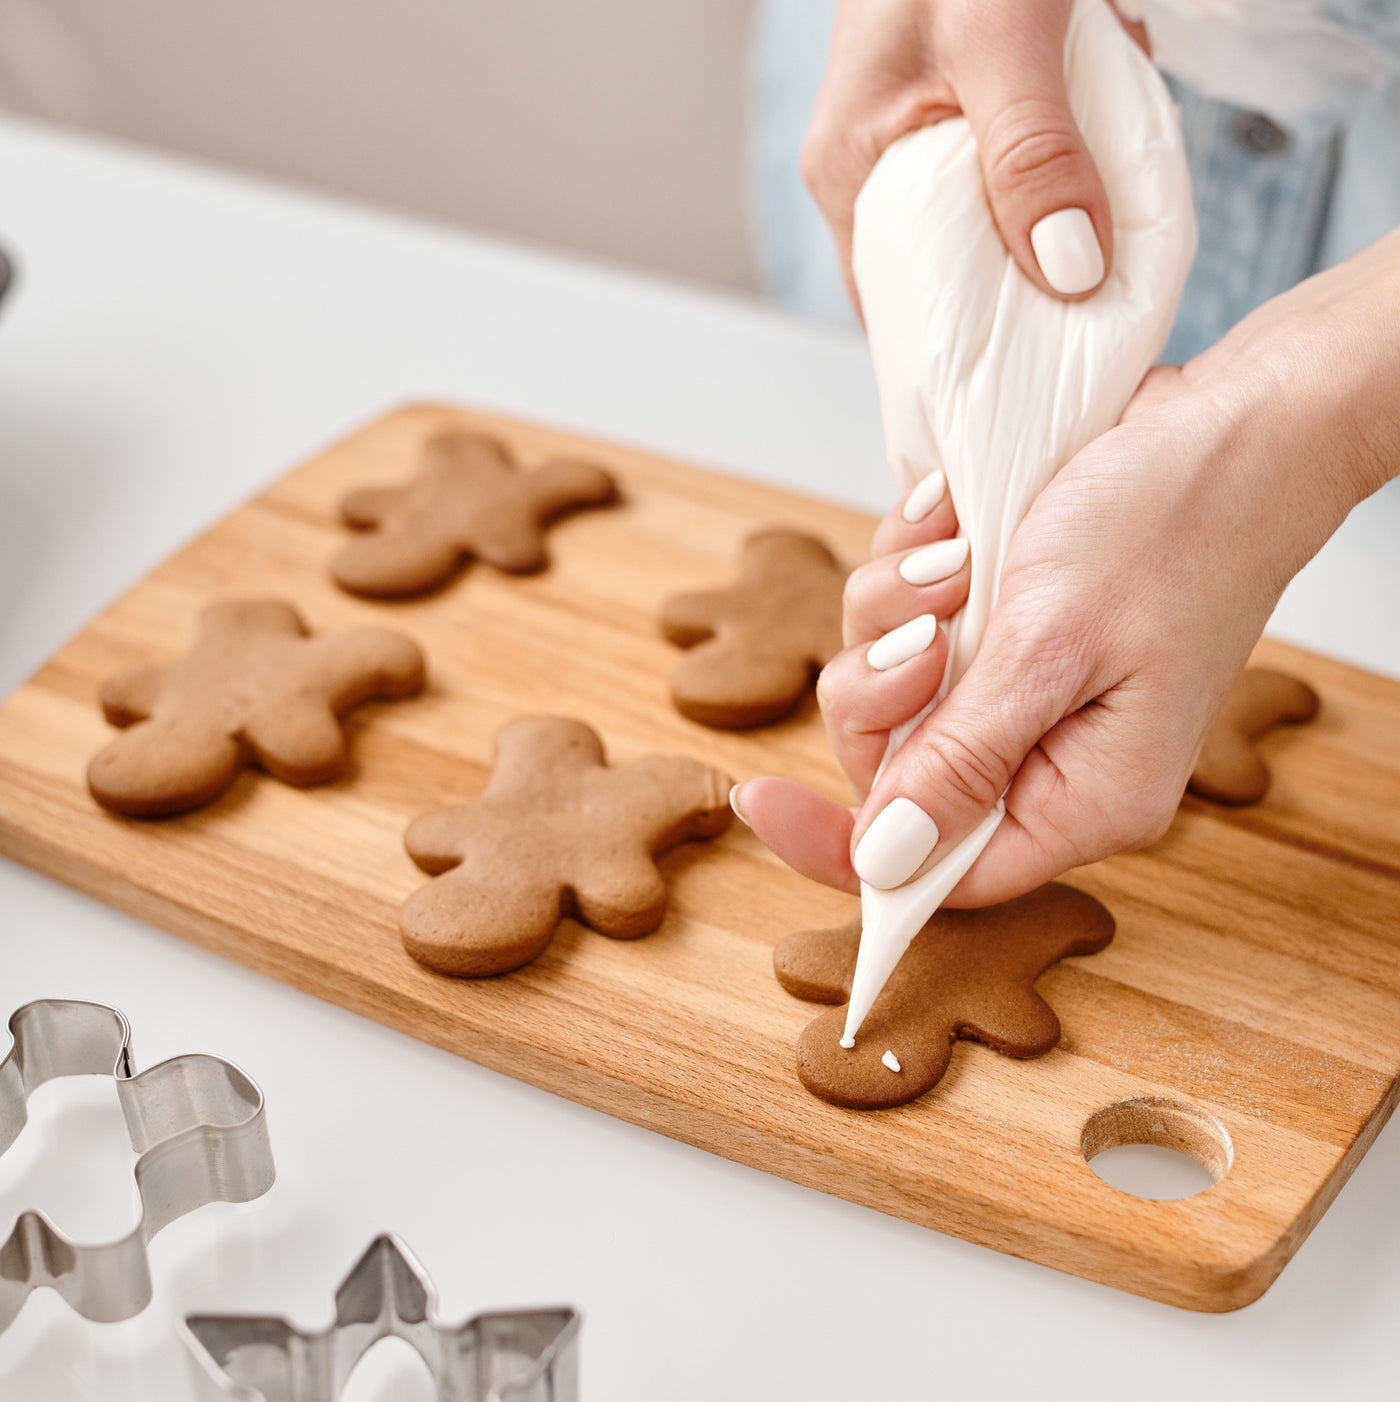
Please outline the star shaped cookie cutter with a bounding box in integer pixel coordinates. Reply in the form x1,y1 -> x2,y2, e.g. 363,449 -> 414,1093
180,1234 -> 580,1402
0,998 -> 275,1333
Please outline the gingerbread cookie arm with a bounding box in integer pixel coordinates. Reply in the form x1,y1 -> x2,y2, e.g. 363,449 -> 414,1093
331,529 -> 465,598
306,628 -> 427,709
340,485 -> 408,529
618,754 -> 734,849
773,923 -> 859,1004
99,665 -> 168,727
658,589 -> 732,647
88,715 -> 245,817
668,636 -> 819,729
402,804 -> 469,873
526,459 -> 618,522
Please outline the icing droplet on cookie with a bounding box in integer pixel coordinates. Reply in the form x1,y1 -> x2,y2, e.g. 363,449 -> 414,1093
839,1035 -> 855,1049
882,1050 -> 901,1073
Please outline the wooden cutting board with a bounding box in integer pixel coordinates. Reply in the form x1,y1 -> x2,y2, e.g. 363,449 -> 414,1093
1,404 -> 1397,1313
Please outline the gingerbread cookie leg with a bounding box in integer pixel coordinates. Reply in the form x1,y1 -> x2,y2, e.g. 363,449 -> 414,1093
242,704 -> 349,787
400,861 -> 565,977
98,664 -> 169,728
89,714 -> 246,818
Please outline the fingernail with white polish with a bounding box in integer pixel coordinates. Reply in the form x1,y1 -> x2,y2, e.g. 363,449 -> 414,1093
852,797 -> 940,889
866,614 -> 938,672
1030,208 -> 1105,296
729,782 -> 750,827
898,537 -> 969,586
901,471 -> 947,524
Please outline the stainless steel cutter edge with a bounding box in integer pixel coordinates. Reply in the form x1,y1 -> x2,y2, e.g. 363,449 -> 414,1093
179,1233 -> 580,1402
0,998 -> 275,1332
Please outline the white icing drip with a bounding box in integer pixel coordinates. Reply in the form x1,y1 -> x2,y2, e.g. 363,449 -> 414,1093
882,1050 -> 902,1073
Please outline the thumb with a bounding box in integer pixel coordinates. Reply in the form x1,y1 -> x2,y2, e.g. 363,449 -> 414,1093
849,640 -> 1064,892
950,0 -> 1112,298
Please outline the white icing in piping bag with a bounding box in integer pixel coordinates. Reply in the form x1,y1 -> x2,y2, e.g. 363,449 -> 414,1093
840,0 -> 1197,1047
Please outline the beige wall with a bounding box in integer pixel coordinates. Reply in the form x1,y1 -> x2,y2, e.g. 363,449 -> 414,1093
0,0 -> 758,292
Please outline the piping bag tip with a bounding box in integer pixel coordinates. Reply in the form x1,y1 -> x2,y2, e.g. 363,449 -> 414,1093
840,801 -> 1007,1048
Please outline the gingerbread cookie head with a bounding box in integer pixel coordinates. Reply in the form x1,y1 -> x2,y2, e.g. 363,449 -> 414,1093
774,884 -> 1114,1110
1188,667 -> 1320,805
87,598 -> 425,817
660,529 -> 846,729
330,431 -> 617,598
400,716 -> 732,976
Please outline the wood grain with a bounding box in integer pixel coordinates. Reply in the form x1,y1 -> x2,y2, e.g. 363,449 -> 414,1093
1,403 -> 1397,1312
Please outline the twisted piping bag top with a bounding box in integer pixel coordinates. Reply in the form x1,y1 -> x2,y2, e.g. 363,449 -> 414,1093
841,0 -> 1197,1047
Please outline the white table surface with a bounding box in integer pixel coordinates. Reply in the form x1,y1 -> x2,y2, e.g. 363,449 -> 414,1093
1,114 -> 1398,1401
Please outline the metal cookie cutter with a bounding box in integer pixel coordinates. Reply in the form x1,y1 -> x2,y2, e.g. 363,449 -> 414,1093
0,998 -> 275,1332
181,1234 -> 580,1402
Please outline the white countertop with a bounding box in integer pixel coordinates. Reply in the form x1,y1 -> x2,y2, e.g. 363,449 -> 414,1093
1,115 -> 1397,1401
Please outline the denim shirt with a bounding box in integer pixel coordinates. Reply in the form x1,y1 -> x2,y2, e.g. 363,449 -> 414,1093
749,0 -> 1400,363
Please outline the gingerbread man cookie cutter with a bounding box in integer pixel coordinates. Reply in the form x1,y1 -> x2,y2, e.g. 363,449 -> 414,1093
0,999 -> 275,1333
180,1234 -> 580,1402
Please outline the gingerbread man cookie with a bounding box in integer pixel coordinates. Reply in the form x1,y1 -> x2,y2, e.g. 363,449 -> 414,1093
774,884 -> 1114,1110
1188,667 -> 1320,805
400,716 -> 732,976
88,599 -> 425,817
330,431 -> 617,597
660,529 -> 846,729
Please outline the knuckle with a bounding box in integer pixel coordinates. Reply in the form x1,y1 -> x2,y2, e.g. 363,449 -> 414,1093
980,103 -> 1085,195
908,726 -> 1010,812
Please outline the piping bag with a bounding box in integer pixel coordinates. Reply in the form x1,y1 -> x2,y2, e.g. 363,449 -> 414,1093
839,0 -> 1197,1047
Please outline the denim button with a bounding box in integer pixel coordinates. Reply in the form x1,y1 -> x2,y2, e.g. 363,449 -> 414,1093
1235,112 -> 1290,155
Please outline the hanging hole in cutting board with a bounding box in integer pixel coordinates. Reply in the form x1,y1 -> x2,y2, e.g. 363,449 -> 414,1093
1081,1097 -> 1232,1201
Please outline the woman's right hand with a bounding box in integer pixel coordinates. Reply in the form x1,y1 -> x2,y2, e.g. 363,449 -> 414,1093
736,227 -> 1400,904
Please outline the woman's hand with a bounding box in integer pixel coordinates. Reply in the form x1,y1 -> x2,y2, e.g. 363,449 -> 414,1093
735,229 -> 1400,904
801,0 -> 1143,308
